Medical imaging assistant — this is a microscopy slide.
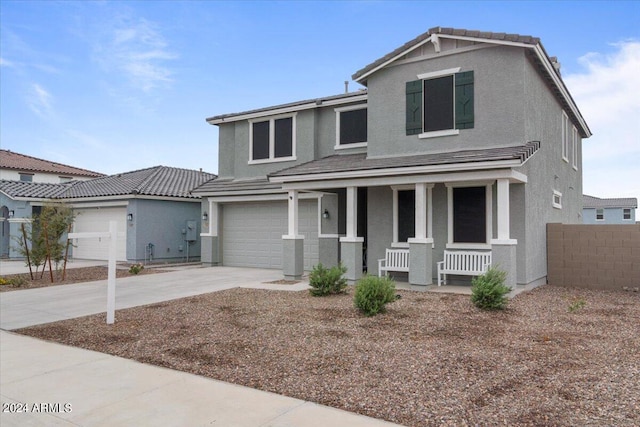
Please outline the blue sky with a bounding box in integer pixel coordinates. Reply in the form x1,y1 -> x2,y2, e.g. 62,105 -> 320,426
1,1 -> 639,199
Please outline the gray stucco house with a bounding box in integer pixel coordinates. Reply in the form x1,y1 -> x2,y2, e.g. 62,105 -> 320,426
1,166 -> 215,263
195,26 -> 591,288
583,195 -> 637,224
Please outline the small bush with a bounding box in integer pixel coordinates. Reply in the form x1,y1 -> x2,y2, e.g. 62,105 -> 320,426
0,278 -> 8,286
309,263 -> 347,296
471,267 -> 511,310
129,263 -> 144,275
354,275 -> 396,316
568,298 -> 586,313
1,276 -> 28,287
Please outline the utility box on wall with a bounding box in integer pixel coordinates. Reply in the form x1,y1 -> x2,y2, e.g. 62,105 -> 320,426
185,220 -> 197,242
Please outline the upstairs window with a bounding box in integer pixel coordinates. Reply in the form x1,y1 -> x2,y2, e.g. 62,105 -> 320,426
572,126 -> 578,170
249,114 -> 296,163
623,208 -> 632,220
335,105 -> 367,148
19,173 -> 33,182
562,112 -> 570,162
596,208 -> 604,221
406,69 -> 474,138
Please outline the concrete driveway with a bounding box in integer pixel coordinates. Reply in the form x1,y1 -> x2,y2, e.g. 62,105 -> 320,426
0,265 -> 308,330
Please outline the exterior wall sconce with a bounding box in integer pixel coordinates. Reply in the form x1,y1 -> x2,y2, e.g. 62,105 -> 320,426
202,212 -> 208,221
127,213 -> 133,221
9,210 -> 15,218
322,209 -> 330,219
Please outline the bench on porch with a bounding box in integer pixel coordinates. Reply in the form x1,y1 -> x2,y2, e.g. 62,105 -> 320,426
378,248 -> 410,277
437,250 -> 492,286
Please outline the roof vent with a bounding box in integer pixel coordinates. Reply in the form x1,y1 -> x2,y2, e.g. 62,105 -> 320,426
550,56 -> 561,75
344,81 -> 349,94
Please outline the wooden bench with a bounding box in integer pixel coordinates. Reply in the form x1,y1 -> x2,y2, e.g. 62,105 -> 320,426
378,248 -> 410,277
437,250 -> 492,286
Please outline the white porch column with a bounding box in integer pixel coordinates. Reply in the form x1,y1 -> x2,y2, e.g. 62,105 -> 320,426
287,190 -> 299,237
496,178 -> 511,241
408,183 -> 434,287
283,190 -> 304,280
340,186 -> 363,283
491,178 -> 517,288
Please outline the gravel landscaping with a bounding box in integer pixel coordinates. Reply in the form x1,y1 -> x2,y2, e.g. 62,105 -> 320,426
0,265 -> 168,292
17,285 -> 639,426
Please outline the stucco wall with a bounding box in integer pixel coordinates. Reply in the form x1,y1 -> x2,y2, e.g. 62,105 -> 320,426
127,199 -> 202,263
365,45 -> 527,157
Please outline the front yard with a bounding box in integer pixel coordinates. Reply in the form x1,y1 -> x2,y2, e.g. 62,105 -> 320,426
18,285 -> 640,426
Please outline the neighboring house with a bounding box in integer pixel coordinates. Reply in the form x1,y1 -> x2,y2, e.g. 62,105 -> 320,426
194,26 -> 591,288
1,166 -> 216,262
583,195 -> 637,224
0,149 -> 104,183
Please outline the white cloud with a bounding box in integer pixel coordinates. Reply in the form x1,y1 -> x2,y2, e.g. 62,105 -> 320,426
93,16 -> 177,92
27,83 -> 54,119
0,57 -> 16,67
564,40 -> 640,199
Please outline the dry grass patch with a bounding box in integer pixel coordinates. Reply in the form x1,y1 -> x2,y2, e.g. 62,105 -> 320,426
18,285 -> 640,426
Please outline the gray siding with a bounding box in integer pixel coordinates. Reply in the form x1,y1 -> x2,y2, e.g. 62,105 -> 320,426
583,207 -> 636,224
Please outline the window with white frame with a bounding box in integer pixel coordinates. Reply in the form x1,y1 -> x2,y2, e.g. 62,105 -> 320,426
335,105 -> 367,148
446,184 -> 492,247
19,173 -> 33,182
596,208 -> 604,221
406,68 -> 474,138
571,126 -> 578,170
249,114 -> 296,163
623,208 -> 632,220
553,190 -> 562,209
561,111 -> 569,162
392,188 -> 415,247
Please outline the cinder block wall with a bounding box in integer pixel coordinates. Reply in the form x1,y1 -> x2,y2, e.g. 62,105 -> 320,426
547,223 -> 640,290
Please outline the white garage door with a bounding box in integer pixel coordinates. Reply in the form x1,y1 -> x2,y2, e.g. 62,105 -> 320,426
222,200 -> 319,270
73,207 -> 127,261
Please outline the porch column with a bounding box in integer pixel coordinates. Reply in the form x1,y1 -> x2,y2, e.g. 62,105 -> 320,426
409,183 -> 434,287
201,200 -> 220,266
340,186 -> 363,284
283,190 -> 304,280
491,178 -> 517,288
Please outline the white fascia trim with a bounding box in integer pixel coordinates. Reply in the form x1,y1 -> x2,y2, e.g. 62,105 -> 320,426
417,67 -> 461,80
354,36 -> 435,83
209,94 -> 368,125
209,192 -> 321,203
271,159 -> 522,184
280,169 -> 527,192
418,129 -> 460,139
67,201 -> 129,209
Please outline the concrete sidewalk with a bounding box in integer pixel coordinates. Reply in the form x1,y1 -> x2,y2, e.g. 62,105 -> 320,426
1,266 -> 403,426
1,331 -> 400,427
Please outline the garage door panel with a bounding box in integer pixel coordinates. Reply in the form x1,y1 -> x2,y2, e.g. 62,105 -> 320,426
73,207 -> 127,261
222,200 -> 318,270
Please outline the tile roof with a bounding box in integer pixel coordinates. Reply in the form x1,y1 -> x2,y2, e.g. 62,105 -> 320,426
352,27 -> 540,82
0,180 -> 71,199
270,141 -> 540,178
62,166 -> 216,199
583,195 -> 638,209
0,150 -> 105,178
193,177 -> 282,194
206,90 -> 367,124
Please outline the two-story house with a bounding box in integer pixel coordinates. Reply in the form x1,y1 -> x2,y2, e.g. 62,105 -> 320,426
583,195 -> 637,224
195,27 -> 591,288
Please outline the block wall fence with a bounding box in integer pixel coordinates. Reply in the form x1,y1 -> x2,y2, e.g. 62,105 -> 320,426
547,223 -> 640,290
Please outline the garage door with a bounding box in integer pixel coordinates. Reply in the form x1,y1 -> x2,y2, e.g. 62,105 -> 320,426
222,200 -> 319,270
73,207 -> 127,261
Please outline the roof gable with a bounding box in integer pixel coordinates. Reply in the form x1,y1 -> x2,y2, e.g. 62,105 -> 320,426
351,26 -> 590,138
0,149 -> 104,178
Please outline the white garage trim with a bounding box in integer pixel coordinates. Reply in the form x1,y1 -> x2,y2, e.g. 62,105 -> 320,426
72,207 -> 127,261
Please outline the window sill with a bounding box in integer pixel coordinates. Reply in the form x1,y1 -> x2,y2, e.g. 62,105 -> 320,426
248,156 -> 297,165
334,142 -> 367,150
418,129 -> 459,139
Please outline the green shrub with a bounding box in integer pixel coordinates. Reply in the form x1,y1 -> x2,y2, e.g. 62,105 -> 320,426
129,263 -> 144,275
354,275 -> 396,316
471,267 -> 511,310
308,263 -> 347,296
568,297 -> 586,313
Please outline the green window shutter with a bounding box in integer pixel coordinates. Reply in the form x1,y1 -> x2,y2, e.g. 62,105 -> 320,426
455,71 -> 474,129
406,80 -> 423,135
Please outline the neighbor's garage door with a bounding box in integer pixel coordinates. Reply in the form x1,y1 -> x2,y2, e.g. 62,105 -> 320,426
222,200 -> 318,270
73,207 -> 127,261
